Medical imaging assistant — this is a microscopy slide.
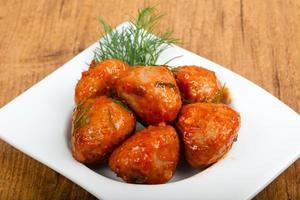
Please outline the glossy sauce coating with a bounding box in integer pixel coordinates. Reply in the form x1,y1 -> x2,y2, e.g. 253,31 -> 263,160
71,96 -> 135,164
109,123 -> 180,184
176,103 -> 240,168
115,66 -> 182,124
173,66 -> 220,103
75,59 -> 128,104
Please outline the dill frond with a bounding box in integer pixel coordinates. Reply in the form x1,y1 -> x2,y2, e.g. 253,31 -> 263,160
212,84 -> 226,103
108,91 -> 131,111
112,98 -> 130,111
94,6 -> 179,66
73,103 -> 92,130
167,65 -> 180,73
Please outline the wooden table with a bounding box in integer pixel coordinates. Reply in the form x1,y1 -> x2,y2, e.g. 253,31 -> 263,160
0,0 -> 299,199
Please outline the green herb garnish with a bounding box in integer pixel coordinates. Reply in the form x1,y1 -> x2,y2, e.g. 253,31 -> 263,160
167,66 -> 180,73
112,98 -> 130,111
155,81 -> 176,89
73,103 -> 93,130
212,84 -> 226,103
181,84 -> 227,104
107,91 -> 131,111
105,107 -> 117,130
94,6 -> 179,66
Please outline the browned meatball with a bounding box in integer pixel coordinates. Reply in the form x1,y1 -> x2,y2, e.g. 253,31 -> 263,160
71,96 -> 135,164
176,103 -> 240,168
109,123 -> 180,184
173,66 -> 221,103
115,66 -> 182,124
75,59 -> 128,104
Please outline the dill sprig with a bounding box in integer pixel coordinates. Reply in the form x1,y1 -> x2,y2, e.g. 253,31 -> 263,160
108,91 -> 131,111
167,66 -> 180,73
112,98 -> 130,111
212,84 -> 226,103
94,6 -> 179,66
181,84 -> 227,104
73,102 -> 92,130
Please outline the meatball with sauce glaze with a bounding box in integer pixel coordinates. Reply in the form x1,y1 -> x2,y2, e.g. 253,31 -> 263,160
109,123 -> 180,184
173,66 -> 221,103
75,59 -> 128,104
176,103 -> 240,168
71,96 -> 135,164
115,66 -> 182,124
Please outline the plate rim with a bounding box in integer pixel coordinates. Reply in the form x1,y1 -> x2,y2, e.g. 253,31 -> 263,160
0,21 -> 299,200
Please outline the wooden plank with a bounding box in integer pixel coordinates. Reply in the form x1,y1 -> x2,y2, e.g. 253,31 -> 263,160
0,0 -> 299,199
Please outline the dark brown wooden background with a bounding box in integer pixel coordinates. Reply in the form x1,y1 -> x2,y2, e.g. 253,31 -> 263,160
0,0 -> 299,199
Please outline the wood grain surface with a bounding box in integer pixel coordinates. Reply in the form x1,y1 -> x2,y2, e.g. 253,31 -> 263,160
0,0 -> 299,199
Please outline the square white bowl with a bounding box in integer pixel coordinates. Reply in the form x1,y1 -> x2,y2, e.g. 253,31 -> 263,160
0,22 -> 299,200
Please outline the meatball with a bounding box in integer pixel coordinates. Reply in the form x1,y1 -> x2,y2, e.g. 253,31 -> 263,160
173,66 -> 221,103
71,96 -> 135,164
109,123 -> 180,184
75,59 -> 128,104
176,103 -> 240,168
115,66 -> 182,124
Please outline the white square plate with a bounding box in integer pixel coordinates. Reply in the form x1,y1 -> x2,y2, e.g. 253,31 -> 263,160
0,22 -> 299,200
